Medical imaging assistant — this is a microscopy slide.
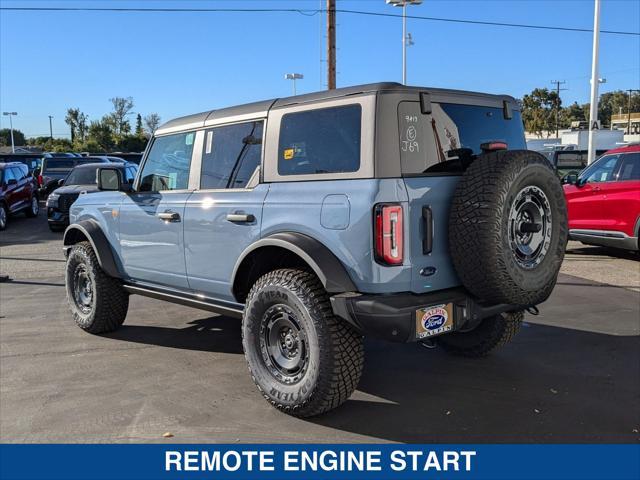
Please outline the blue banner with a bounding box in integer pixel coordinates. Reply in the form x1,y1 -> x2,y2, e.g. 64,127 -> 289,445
1,444 -> 638,480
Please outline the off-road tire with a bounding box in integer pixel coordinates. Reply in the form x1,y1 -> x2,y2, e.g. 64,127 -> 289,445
449,150 -> 568,305
25,195 -> 39,218
0,203 -> 7,231
437,311 -> 524,357
242,269 -> 364,417
65,241 -> 129,333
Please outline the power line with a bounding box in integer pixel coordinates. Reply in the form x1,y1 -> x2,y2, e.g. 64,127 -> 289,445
1,6 -> 638,36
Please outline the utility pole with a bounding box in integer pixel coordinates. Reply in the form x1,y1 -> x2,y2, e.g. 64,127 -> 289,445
2,112 -> 17,153
626,89 -> 640,135
550,80 -> 567,138
327,0 -> 336,90
48,115 -> 54,141
587,0 -> 601,166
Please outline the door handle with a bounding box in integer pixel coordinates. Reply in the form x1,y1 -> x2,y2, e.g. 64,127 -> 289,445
157,211 -> 181,222
226,213 -> 255,223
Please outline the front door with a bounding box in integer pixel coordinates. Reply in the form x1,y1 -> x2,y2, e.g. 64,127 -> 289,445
119,131 -> 196,289
183,120 -> 267,301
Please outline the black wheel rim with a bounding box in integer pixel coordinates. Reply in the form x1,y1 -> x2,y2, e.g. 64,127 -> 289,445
31,197 -> 39,215
72,264 -> 94,314
259,304 -> 308,384
508,185 -> 552,269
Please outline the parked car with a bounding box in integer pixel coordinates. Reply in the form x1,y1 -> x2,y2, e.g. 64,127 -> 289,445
47,162 -> 137,231
0,162 -> 39,230
542,149 -> 607,179
37,156 -> 116,198
62,82 -> 567,417
563,144 -> 640,251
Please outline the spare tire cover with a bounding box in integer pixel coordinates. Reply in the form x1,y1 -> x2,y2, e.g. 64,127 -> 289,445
448,149 -> 568,305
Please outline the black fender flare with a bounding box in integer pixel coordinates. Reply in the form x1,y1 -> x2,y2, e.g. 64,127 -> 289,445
63,220 -> 122,279
231,232 -> 356,295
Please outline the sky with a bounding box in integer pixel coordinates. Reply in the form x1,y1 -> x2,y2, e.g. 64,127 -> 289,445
1,0 -> 639,139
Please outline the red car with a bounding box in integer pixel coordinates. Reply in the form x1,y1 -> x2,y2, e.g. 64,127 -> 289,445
563,144 -> 640,251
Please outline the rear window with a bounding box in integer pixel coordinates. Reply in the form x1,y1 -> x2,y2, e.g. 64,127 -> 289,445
278,104 -> 361,176
44,159 -> 75,170
398,102 -> 525,175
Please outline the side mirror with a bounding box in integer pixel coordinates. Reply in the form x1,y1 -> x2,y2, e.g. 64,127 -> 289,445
563,173 -> 578,185
58,179 -> 64,186
98,168 -> 130,192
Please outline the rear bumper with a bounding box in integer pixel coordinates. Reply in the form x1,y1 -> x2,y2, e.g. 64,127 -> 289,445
330,287 -> 525,343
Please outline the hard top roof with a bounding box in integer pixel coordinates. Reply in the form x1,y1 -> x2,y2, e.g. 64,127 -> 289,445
156,82 -> 518,135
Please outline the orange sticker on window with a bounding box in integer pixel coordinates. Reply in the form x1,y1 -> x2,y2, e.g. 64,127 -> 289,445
283,148 -> 294,160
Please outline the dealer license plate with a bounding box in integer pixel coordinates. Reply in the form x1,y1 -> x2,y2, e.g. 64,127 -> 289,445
415,303 -> 455,339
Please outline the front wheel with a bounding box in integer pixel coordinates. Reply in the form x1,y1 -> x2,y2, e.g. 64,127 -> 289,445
66,241 -> 129,333
436,311 -> 524,357
242,269 -> 364,417
25,195 -> 39,218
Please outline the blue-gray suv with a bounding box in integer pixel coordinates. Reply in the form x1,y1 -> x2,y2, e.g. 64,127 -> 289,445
63,83 -> 568,417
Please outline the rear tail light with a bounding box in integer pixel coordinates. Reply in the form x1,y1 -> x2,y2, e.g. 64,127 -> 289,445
480,141 -> 508,152
38,174 -> 43,186
374,204 -> 404,265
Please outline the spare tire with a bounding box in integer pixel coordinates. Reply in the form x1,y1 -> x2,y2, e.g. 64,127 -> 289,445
448,150 -> 567,305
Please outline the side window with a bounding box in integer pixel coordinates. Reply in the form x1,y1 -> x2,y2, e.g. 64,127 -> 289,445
3,168 -> 15,183
200,121 -> 263,189
583,154 -> 619,183
617,153 -> 640,181
12,167 -> 25,180
278,104 -> 361,176
138,132 -> 195,192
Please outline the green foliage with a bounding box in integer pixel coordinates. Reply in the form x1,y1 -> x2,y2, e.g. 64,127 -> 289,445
135,113 -> 144,138
0,128 -> 26,147
88,118 -> 116,151
521,88 -> 561,137
143,113 -> 161,136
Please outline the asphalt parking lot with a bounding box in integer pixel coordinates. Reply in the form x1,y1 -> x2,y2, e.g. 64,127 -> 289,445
1,208 -> 638,443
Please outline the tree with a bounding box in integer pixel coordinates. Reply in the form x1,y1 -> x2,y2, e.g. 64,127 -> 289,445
521,88 -> 560,138
0,128 -> 26,147
135,113 -> 144,137
107,96 -> 134,138
144,113 -> 161,136
597,90 -> 640,127
561,101 -> 586,126
77,111 -> 88,142
65,108 -> 80,142
88,118 -> 115,151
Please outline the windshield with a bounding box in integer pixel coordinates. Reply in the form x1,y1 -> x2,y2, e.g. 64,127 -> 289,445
398,101 -> 525,175
44,159 -> 75,170
64,167 -> 99,185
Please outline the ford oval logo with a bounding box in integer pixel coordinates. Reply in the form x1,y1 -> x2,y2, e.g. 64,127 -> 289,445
424,314 -> 446,330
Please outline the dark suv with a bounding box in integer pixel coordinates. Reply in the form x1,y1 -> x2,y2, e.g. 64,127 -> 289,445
37,156 -> 116,198
0,162 -> 39,230
47,162 -> 137,231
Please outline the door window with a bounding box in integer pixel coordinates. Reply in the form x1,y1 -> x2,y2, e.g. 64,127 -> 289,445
616,153 -> 640,181
581,154 -> 620,183
278,104 -> 361,176
200,121 -> 263,189
139,132 -> 195,192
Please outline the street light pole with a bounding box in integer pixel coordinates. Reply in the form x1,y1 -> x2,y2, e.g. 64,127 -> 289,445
387,0 -> 422,85
2,112 -> 18,153
48,115 -> 54,141
587,0 -> 601,166
285,73 -> 304,95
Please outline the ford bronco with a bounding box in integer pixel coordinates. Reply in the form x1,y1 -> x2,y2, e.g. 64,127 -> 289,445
63,83 -> 568,417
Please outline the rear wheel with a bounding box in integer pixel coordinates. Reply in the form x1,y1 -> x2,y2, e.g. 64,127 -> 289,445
25,195 -> 39,218
437,311 -> 524,357
242,269 -> 364,417
449,150 -> 568,305
65,241 -> 129,333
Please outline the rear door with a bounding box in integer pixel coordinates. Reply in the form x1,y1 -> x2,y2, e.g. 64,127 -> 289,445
183,120 -> 267,301
2,168 -> 21,212
119,131 -> 196,289
398,100 -> 526,294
